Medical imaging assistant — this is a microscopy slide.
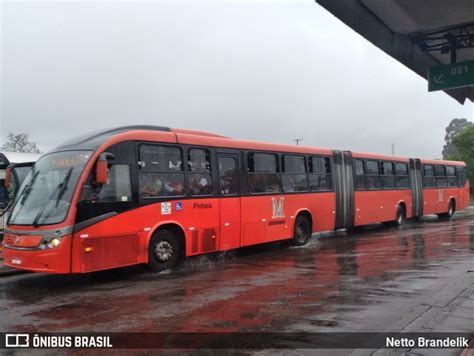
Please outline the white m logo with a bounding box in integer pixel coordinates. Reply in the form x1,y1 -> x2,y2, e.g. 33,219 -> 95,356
271,197 -> 284,219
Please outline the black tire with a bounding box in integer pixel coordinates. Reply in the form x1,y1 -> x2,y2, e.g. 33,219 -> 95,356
391,205 -> 406,226
292,215 -> 311,246
147,230 -> 181,272
438,200 -> 455,219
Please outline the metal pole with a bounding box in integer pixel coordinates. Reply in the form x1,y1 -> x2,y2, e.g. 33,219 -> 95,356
445,33 -> 457,64
293,138 -> 303,146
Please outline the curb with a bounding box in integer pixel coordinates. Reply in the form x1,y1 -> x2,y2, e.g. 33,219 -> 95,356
0,268 -> 26,277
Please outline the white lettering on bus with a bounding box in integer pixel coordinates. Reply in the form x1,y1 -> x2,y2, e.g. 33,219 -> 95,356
272,197 -> 284,219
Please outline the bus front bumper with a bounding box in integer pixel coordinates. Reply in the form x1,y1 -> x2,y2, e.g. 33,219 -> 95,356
2,235 -> 72,274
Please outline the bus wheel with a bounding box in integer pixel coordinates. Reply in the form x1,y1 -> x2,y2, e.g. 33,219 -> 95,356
438,200 -> 455,219
148,230 -> 180,272
292,215 -> 311,246
393,205 -> 406,226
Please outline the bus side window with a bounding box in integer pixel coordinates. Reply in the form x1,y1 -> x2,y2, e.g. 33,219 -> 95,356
282,155 -> 307,193
456,166 -> 467,187
188,148 -> 213,196
395,163 -> 409,189
365,160 -> 381,190
138,145 -> 185,198
98,165 -> 132,202
218,157 -> 238,196
446,166 -> 457,187
435,165 -> 446,188
381,161 -> 395,189
247,152 -> 280,194
76,141 -> 136,223
308,156 -> 331,191
354,159 -> 365,190
423,165 -> 435,188
80,164 -> 132,203
76,163 -> 134,224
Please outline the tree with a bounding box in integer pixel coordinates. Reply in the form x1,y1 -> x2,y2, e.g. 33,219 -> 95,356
442,118 -> 472,159
1,133 -> 40,153
450,125 -> 474,191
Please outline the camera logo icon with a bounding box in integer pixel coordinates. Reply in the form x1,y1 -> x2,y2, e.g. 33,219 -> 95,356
5,334 -> 30,348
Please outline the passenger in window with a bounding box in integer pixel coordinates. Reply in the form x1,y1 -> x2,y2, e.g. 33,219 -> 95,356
141,175 -> 163,197
163,179 -> 175,196
162,176 -> 184,196
220,175 -> 236,195
190,175 -> 211,195
171,180 -> 184,195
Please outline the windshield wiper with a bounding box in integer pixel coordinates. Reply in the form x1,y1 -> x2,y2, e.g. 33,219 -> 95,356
18,170 -> 40,205
32,168 -> 73,227
55,168 -> 73,207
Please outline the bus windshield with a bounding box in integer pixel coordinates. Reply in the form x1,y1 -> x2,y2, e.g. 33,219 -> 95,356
14,166 -> 32,183
8,150 -> 93,226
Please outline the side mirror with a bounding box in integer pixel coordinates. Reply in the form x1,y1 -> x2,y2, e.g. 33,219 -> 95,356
96,156 -> 108,185
95,152 -> 114,185
5,166 -> 11,189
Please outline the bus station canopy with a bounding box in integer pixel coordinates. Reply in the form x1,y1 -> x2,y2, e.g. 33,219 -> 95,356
316,0 -> 474,104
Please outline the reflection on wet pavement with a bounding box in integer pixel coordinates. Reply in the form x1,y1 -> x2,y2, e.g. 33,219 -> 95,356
1,209 -> 473,335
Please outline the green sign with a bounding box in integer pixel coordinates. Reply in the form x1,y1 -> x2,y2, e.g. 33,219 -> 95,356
428,59 -> 474,92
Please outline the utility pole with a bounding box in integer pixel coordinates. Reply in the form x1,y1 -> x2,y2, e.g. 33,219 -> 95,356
391,143 -> 395,156
293,138 -> 303,146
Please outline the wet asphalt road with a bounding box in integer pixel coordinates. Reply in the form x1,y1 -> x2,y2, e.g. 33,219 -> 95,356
1,209 -> 473,351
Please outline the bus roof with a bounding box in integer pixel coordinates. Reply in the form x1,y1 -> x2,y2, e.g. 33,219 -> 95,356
0,151 -> 41,165
351,151 -> 409,162
51,125 -> 334,156
420,158 -> 466,166
50,126 -> 467,165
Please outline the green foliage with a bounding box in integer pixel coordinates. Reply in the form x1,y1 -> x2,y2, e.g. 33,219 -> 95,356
1,133 -> 40,153
442,118 -> 472,159
452,125 -> 474,187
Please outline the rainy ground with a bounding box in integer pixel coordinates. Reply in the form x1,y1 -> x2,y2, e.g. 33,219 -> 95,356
1,209 -> 474,354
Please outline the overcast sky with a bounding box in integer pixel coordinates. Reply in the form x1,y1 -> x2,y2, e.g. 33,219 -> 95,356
1,0 -> 473,159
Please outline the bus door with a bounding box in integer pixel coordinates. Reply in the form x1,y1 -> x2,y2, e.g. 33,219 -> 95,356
333,150 -> 355,229
409,158 -> 423,218
217,151 -> 241,250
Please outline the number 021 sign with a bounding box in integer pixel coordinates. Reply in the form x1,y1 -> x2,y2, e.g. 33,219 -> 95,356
428,59 -> 474,92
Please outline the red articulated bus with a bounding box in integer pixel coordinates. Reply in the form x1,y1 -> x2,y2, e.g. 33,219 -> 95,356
2,126 -> 470,274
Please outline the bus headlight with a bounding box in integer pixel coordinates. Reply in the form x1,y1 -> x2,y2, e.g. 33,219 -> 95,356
48,238 -> 62,248
40,237 -> 62,249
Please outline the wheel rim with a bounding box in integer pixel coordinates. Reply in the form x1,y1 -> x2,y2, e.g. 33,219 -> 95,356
154,241 -> 173,262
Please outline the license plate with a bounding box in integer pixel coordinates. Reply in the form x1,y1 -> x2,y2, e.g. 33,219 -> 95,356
12,257 -> 22,265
